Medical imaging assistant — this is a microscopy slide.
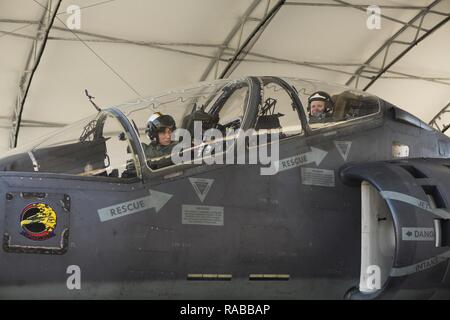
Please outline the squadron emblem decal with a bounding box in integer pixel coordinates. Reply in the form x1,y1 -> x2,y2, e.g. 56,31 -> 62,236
20,203 -> 57,241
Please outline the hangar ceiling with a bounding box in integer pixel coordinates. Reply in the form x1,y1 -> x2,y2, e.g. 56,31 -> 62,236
0,0 -> 449,152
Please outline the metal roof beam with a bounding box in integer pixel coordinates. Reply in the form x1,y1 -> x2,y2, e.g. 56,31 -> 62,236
332,0 -> 435,31
0,19 -> 222,48
0,117 -> 67,128
361,15 -> 449,90
199,0 -> 263,81
343,0 -> 448,89
0,29 -> 224,61
285,1 -> 447,17
220,49 -> 450,86
286,2 -> 432,10
429,102 -> 450,132
219,0 -> 286,79
9,0 -> 63,149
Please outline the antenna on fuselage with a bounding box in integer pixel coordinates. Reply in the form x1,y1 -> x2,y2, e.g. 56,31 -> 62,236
85,89 -> 102,112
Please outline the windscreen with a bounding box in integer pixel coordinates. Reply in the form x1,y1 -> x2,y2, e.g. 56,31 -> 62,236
0,112 -> 139,179
120,78 -> 251,171
285,78 -> 381,130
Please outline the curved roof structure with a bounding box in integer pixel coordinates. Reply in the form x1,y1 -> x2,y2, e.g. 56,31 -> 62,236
0,0 -> 449,152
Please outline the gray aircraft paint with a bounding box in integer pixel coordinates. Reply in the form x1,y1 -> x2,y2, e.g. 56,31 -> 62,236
390,250 -> 450,277
1,77 -> 450,300
380,191 -> 450,219
323,131 -> 337,137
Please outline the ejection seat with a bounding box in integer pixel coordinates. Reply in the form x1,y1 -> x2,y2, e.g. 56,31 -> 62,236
331,90 -> 379,122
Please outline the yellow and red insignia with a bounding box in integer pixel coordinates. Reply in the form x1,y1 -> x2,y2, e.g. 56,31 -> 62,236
20,203 -> 57,241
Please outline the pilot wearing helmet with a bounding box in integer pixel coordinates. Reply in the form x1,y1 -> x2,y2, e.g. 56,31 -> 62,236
141,112 -> 179,170
144,112 -> 177,159
124,112 -> 177,175
307,91 -> 334,124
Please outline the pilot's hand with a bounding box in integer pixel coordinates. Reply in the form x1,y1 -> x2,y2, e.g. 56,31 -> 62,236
122,159 -> 136,178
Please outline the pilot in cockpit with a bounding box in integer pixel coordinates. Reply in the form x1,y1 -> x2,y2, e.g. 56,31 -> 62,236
143,112 -> 178,169
125,112 -> 178,175
307,91 -> 334,124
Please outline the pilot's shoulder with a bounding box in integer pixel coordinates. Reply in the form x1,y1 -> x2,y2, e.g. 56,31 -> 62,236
142,142 -> 157,149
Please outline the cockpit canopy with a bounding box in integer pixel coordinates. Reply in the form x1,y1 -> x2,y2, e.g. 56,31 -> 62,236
0,77 -> 381,178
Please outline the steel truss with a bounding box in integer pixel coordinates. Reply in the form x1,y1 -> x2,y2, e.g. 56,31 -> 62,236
8,0 -> 62,149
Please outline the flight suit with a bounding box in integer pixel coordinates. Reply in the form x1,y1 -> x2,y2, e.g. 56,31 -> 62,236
142,141 -> 177,170
123,142 -> 177,177
308,112 -> 334,124
142,142 -> 176,159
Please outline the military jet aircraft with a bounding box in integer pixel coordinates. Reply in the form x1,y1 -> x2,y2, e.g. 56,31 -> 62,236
0,76 -> 449,300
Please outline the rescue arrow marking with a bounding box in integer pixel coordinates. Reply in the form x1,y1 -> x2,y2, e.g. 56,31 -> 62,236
97,189 -> 172,222
275,147 -> 328,174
